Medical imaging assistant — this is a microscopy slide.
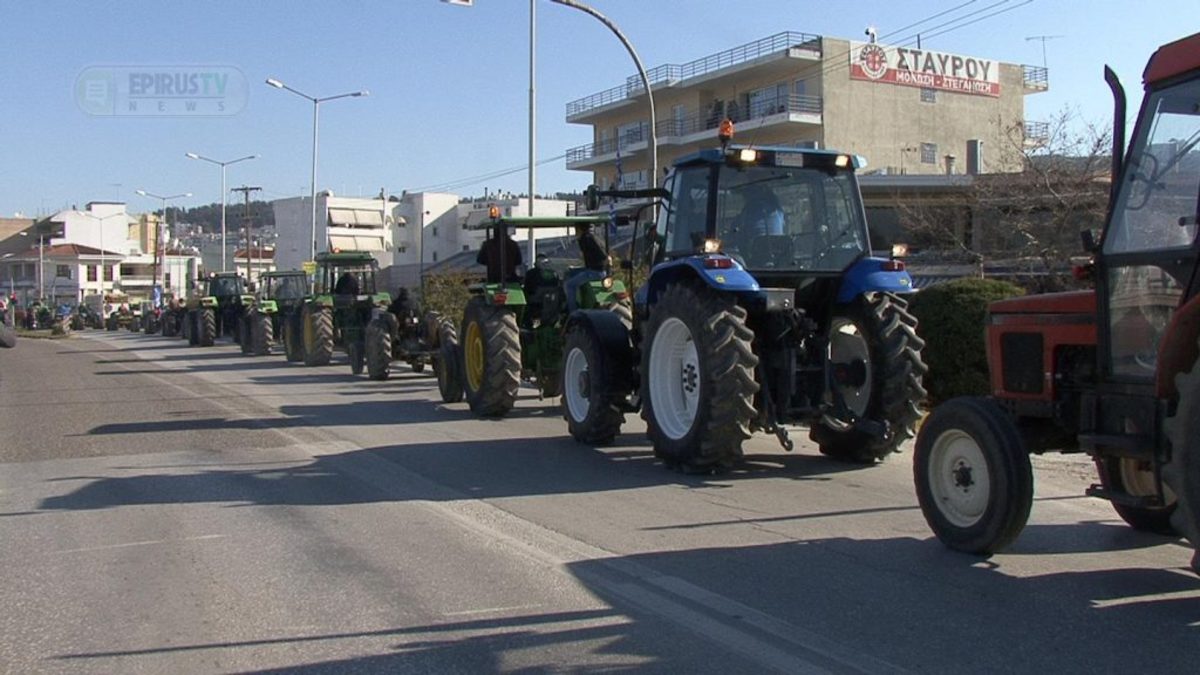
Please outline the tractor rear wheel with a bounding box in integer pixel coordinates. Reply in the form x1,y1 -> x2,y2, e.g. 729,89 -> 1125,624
283,315 -> 303,362
252,312 -> 273,356
198,308 -> 216,347
1095,456 -> 1177,534
302,306 -> 333,366
184,312 -> 196,344
348,341 -> 365,375
461,297 -> 520,417
1164,349 -> 1200,573
562,323 -> 624,446
640,283 -> 758,473
914,396 -> 1033,554
239,310 -> 254,354
812,292 -> 927,463
366,317 -> 392,381
436,320 -> 463,403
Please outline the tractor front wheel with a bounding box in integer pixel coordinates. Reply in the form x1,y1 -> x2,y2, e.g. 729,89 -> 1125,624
239,310 -> 254,354
348,341 -> 365,375
461,298 -> 520,417
198,308 -> 216,347
811,292 -> 927,463
302,306 -> 333,366
640,283 -> 758,473
562,323 -> 625,446
283,315 -> 303,362
252,312 -> 273,356
436,320 -> 463,403
914,396 -> 1033,555
1164,348 -> 1200,574
366,316 -> 392,381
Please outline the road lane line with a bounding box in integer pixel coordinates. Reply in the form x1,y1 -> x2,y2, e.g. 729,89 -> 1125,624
51,534 -> 226,555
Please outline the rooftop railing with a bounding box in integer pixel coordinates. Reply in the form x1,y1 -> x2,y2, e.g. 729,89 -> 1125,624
567,31 -> 822,119
1023,65 -> 1049,90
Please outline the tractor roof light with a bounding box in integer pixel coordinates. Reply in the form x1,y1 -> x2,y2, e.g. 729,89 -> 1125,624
702,238 -> 722,254
738,148 -> 758,163
488,205 -> 500,219
834,154 -> 851,168
718,118 -> 734,144
703,256 -> 734,269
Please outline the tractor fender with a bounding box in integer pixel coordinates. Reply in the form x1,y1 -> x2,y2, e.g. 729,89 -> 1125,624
1156,293 -> 1200,399
370,307 -> 399,334
200,296 -> 218,308
641,257 -> 759,306
836,257 -> 916,303
565,309 -> 638,395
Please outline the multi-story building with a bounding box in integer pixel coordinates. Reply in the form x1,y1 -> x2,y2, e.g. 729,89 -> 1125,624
564,31 -> 1049,189
272,192 -> 397,272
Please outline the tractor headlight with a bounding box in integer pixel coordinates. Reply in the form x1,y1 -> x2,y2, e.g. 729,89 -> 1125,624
703,238 -> 722,253
602,276 -> 614,290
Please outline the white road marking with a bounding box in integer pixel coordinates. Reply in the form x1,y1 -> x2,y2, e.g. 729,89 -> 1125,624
52,534 -> 226,555
442,604 -> 547,617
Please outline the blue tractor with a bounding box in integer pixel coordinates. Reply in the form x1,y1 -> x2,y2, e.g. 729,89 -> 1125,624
565,135 -> 927,472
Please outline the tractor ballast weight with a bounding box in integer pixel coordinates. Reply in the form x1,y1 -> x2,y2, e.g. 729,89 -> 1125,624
913,32 -> 1200,572
571,138 -> 927,471
453,213 -> 632,417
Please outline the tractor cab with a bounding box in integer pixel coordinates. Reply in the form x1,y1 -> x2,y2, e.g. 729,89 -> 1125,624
313,252 -> 382,305
262,271 -> 310,303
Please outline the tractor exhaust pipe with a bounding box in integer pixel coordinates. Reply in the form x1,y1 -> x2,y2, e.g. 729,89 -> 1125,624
1104,65 -> 1127,212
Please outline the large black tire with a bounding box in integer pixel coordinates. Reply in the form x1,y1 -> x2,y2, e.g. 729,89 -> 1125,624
252,312 -> 273,356
185,312 -> 197,345
436,320 -> 464,403
366,317 -> 393,381
914,396 -> 1033,554
239,310 -> 254,354
106,316 -> 117,332
283,314 -> 303,362
1094,456 -> 1177,535
811,292 -> 927,463
348,341 -> 365,375
302,306 -> 333,366
198,308 -> 216,347
640,283 -> 758,473
1164,350 -> 1200,573
460,297 -> 520,417
562,323 -> 625,446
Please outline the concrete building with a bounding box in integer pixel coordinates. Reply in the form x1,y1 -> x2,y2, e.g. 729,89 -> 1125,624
389,194 -> 574,290
229,246 -> 276,286
564,31 -> 1049,188
272,192 -> 397,272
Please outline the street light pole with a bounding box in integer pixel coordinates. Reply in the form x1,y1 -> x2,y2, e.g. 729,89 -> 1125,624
80,212 -> 124,299
264,78 -> 369,264
186,153 -> 257,272
529,0 -> 537,260
136,190 -> 192,308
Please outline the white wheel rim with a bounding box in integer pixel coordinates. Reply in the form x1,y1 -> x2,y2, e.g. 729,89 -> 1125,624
564,345 -> 590,423
1118,458 -> 1175,503
928,429 -> 990,527
649,317 -> 700,441
827,317 -> 872,420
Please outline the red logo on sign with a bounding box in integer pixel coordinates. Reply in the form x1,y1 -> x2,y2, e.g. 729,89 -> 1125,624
859,44 -> 888,80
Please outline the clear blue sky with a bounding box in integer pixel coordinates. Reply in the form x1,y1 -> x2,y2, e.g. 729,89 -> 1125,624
0,0 -> 1195,217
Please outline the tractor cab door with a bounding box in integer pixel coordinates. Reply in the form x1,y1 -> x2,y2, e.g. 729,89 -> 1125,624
1098,76 -> 1200,383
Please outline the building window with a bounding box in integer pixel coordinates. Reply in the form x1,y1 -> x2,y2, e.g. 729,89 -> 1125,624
87,265 -> 97,282
432,226 -> 438,237
920,88 -> 937,103
462,244 -> 470,252
164,272 -> 171,286
56,265 -> 70,279
794,79 -> 807,96
921,143 -> 938,164
120,264 -> 136,277
104,265 -> 115,281
432,251 -> 438,262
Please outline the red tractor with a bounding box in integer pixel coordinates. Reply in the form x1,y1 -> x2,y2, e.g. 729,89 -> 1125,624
914,32 -> 1200,571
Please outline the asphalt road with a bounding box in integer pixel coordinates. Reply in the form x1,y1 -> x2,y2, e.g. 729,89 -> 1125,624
1,329 -> 1198,673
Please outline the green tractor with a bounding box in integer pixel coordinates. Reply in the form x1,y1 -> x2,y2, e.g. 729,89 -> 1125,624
239,271 -> 310,357
299,252 -> 390,373
362,287 -> 443,380
183,272 -> 250,347
450,212 -> 632,417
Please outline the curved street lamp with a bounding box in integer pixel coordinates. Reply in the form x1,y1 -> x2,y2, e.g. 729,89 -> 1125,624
264,78 -> 369,263
136,190 -> 192,307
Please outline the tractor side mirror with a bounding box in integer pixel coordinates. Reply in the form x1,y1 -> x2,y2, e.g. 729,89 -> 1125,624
1080,229 -> 1100,254
585,184 -> 600,212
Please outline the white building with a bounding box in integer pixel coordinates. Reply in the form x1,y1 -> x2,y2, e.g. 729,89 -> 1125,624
272,192 -> 397,272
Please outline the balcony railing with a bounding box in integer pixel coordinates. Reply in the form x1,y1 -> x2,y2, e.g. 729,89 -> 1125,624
567,31 -> 822,119
1024,120 -> 1050,144
1023,65 -> 1049,90
566,94 -> 823,166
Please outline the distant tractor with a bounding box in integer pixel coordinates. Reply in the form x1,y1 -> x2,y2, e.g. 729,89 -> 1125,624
913,32 -> 1200,571
184,272 -> 249,347
570,124 -> 926,470
299,252 -> 390,373
363,287 -> 442,380
240,270 -> 310,357
450,210 -> 632,418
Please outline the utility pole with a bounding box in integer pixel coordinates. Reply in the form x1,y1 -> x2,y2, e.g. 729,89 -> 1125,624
231,186 -> 262,285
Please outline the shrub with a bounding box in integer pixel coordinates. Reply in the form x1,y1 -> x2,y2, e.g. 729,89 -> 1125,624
908,277 -> 1026,405
420,270 -> 480,324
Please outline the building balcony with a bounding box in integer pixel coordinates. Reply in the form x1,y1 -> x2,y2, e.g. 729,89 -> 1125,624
565,31 -> 822,122
566,94 -> 824,170
1022,65 -> 1049,92
1024,120 -> 1050,148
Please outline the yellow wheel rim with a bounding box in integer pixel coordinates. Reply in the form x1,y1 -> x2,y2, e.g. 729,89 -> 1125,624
465,320 -> 484,392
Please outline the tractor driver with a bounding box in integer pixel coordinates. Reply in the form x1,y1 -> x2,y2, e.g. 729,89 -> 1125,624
725,181 -> 785,264
563,223 -> 607,313
477,228 -> 523,283
334,271 -> 360,295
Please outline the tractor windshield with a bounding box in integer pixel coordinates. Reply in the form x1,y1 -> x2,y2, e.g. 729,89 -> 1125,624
1105,77 -> 1200,255
208,276 -> 243,297
663,163 -> 869,272
269,275 -> 308,300
324,264 -> 377,296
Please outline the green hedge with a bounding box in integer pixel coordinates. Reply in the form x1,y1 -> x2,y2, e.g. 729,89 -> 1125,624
908,277 -> 1026,405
